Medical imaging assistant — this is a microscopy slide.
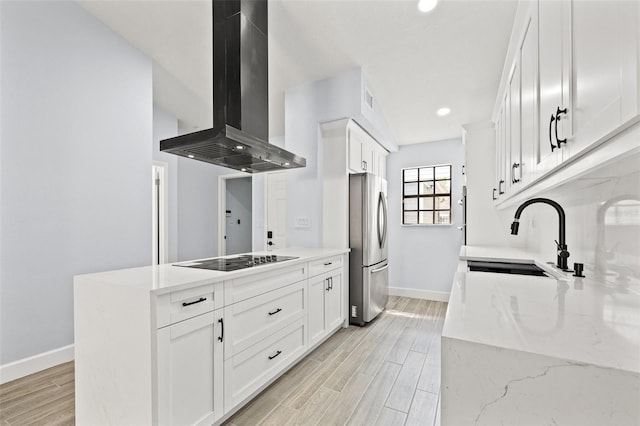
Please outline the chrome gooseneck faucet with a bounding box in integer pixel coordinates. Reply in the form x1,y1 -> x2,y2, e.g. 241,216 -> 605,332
510,198 -> 570,271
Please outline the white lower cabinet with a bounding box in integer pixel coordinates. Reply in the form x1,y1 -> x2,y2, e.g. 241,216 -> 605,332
223,280 -> 305,359
223,321 -> 306,411
308,267 -> 343,348
74,251 -> 348,426
308,274 -> 328,346
157,309 -> 224,426
325,270 -> 343,331
157,255 -> 346,425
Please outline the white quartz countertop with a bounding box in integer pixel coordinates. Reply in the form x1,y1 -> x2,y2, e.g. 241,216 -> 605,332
443,245 -> 640,374
74,248 -> 349,295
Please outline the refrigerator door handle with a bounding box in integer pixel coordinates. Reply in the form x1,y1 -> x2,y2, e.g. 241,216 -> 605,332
371,263 -> 389,274
377,191 -> 387,249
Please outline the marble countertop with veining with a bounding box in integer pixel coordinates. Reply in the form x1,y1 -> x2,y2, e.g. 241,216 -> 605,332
443,245 -> 640,374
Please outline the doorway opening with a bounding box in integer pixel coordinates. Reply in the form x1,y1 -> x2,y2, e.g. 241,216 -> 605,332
266,171 -> 287,251
218,174 -> 253,256
152,162 -> 168,265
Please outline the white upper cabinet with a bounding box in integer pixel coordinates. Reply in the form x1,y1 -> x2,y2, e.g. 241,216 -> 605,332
567,0 -> 639,159
520,11 -> 538,187
537,0 -> 566,175
493,0 -> 639,203
347,120 -> 388,177
508,58 -> 521,192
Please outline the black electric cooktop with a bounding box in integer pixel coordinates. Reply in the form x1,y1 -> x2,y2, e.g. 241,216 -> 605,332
176,254 -> 298,272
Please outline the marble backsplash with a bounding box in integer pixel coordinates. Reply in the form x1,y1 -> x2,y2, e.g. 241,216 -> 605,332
511,154 -> 640,286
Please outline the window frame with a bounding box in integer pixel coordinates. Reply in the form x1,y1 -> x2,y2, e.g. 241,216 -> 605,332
401,163 -> 453,226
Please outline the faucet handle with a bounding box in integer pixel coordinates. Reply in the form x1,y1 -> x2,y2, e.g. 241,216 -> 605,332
554,240 -> 567,250
555,240 -> 570,258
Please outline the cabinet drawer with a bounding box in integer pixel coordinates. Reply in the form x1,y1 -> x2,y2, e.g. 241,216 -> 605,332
224,320 -> 305,411
224,281 -> 305,359
156,283 -> 222,329
224,264 -> 307,305
309,256 -> 343,277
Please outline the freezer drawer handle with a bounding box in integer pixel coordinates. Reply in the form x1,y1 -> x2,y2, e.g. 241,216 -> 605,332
268,350 -> 282,360
371,264 -> 389,273
323,262 -> 333,266
268,308 -> 282,316
182,297 -> 207,307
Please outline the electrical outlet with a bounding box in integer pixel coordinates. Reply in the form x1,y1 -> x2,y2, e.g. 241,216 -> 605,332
294,216 -> 311,229
351,305 -> 357,317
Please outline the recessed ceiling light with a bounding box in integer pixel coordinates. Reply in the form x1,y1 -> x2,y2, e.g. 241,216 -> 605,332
188,154 -> 195,158
283,162 -> 290,166
418,0 -> 438,13
437,107 -> 451,116
241,168 -> 247,172
235,145 -> 244,150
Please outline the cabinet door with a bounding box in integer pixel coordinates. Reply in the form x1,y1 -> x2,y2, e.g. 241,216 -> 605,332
520,12 -> 538,186
494,109 -> 503,201
325,271 -> 343,332
157,310 -> 223,425
347,128 -> 364,173
537,0 -> 565,176
509,57 -> 521,190
361,140 -> 374,173
307,274 -> 327,347
568,0 -> 639,159
495,105 -> 507,199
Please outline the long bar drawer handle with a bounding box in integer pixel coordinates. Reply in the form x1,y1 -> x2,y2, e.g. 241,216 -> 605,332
268,350 -> 282,360
268,308 -> 282,316
324,262 -> 333,266
182,297 -> 206,307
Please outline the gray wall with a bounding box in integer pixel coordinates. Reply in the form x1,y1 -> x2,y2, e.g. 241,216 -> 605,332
0,1 -> 152,364
387,139 -> 465,294
225,177 -> 252,255
283,69 -> 397,248
153,106 -> 231,263
176,156 -> 230,262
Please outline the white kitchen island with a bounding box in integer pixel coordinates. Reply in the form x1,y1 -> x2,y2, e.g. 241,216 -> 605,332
441,246 -> 640,425
74,248 -> 349,426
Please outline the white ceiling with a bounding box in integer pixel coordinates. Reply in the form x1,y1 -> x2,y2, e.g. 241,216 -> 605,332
77,0 -> 517,145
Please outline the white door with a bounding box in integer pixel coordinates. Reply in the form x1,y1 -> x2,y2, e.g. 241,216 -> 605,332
152,163 -> 167,265
266,172 -> 286,251
225,177 -> 252,255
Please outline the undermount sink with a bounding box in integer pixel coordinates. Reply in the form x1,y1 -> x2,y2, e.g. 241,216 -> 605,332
467,260 -> 549,277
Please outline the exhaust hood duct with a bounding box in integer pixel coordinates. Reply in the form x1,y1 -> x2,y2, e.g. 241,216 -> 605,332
160,0 -> 306,173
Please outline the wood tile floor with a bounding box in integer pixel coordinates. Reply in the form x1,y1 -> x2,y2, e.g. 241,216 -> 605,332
0,361 -> 74,425
0,296 -> 445,426
223,296 -> 447,426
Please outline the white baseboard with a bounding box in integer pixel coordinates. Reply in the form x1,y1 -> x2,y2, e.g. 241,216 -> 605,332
389,286 -> 450,302
0,344 -> 74,384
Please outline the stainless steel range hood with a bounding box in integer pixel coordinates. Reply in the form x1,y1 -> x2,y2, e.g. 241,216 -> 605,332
160,0 -> 306,173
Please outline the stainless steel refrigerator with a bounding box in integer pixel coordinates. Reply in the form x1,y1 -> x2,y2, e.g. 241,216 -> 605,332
349,173 -> 389,325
